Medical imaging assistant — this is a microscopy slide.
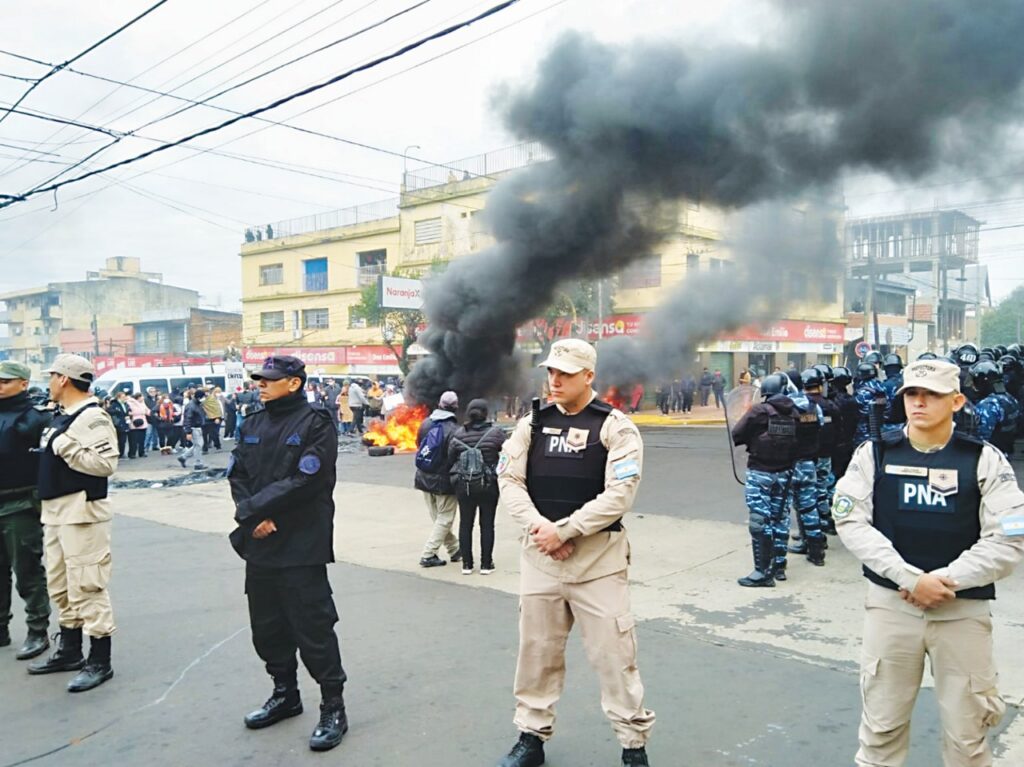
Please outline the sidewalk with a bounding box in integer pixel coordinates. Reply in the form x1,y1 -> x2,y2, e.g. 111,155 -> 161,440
628,402 -> 727,426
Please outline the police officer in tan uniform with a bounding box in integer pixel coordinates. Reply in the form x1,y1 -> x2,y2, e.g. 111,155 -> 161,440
834,358 -> 1024,767
495,339 -> 655,767
28,354 -> 120,692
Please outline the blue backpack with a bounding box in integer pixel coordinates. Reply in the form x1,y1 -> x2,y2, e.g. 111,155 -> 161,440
415,419 -> 447,473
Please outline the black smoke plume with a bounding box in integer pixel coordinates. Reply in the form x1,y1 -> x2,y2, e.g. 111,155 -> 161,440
407,0 -> 1024,403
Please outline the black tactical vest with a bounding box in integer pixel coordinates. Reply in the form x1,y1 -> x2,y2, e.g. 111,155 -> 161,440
793,401 -> 820,462
0,395 -> 40,491
808,393 -> 837,456
526,399 -> 621,532
38,403 -> 109,502
748,403 -> 796,468
865,431 -> 991,599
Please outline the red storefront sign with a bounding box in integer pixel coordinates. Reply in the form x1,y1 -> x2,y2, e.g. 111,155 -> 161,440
243,346 -> 345,365
726,320 -> 846,344
345,345 -> 397,366
94,355 -> 215,374
517,314 -> 645,342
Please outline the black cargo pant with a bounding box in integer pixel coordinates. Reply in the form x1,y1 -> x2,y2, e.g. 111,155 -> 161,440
245,564 -> 346,697
0,507 -> 51,635
457,490 -> 498,568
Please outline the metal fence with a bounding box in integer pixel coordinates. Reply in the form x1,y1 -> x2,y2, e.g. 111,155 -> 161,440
403,141 -> 551,192
248,197 -> 400,241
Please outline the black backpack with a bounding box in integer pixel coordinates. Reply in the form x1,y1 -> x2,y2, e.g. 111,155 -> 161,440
450,427 -> 499,496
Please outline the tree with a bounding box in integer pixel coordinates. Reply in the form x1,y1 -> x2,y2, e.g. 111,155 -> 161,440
351,264 -> 443,375
526,279 -> 609,350
980,285 -> 1024,347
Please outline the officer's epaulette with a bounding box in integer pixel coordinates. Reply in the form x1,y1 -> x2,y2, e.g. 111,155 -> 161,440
588,398 -> 614,414
952,430 -> 985,449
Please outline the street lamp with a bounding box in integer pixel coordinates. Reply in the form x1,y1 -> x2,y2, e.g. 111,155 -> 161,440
402,144 -> 421,191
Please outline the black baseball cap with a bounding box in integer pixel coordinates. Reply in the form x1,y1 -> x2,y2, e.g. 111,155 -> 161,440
251,355 -> 306,381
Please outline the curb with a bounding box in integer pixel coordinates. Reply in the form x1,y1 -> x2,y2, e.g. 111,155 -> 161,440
628,415 -> 726,427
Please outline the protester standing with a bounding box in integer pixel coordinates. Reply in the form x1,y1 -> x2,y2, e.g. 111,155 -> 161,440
228,356 -> 347,752
0,361 -> 52,660
125,393 -> 149,459
447,399 -> 506,575
348,379 -> 368,434
177,390 -> 208,470
28,355 -> 119,692
201,387 -> 223,452
107,391 -> 130,458
415,391 -> 461,568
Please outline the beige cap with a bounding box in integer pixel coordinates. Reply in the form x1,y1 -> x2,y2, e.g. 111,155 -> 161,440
537,338 -> 597,374
43,353 -> 96,383
896,359 -> 960,395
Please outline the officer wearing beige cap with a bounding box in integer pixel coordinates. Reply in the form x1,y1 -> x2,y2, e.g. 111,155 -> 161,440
27,354 -> 120,692
495,338 -> 655,767
834,358 -> 1024,766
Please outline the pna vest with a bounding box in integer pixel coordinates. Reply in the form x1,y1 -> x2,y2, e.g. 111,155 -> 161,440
866,431 -> 991,599
38,403 -> 109,502
526,399 -> 621,532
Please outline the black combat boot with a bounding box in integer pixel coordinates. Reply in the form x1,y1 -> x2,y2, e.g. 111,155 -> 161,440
497,732 -> 545,767
738,534 -> 774,588
27,626 -> 85,675
67,635 -> 113,692
820,512 -> 837,535
788,514 -> 808,554
806,536 -> 826,566
622,746 -> 650,766
774,559 -> 787,581
16,629 -> 50,660
244,682 -> 302,729
309,696 -> 348,751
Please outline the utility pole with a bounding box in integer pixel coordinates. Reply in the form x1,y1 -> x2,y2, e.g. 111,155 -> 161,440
90,313 -> 99,357
864,234 -> 881,350
940,253 -> 949,354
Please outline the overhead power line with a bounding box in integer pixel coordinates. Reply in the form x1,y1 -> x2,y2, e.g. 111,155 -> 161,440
0,0 -> 171,128
0,0 -> 521,209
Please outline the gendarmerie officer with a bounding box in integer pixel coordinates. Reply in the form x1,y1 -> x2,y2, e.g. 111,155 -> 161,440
0,360 -> 52,660
495,339 -> 655,767
834,359 -> 1024,767
28,354 -> 120,692
227,356 -> 347,753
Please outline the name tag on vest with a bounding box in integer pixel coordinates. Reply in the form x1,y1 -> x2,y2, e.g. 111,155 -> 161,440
898,479 -> 956,513
544,433 -> 584,459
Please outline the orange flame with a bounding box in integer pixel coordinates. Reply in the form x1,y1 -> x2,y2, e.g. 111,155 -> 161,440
603,386 -> 625,411
364,404 -> 429,451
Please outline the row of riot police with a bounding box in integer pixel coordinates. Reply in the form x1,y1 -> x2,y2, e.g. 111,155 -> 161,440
939,342 -> 1022,456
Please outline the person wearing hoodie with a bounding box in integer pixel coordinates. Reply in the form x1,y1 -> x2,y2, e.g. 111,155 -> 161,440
730,373 -> 800,587
414,391 -> 461,568
447,399 -> 506,575
177,390 -> 208,471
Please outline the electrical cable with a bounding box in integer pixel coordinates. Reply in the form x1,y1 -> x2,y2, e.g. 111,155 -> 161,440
0,0 -> 521,209
0,0 -> 171,128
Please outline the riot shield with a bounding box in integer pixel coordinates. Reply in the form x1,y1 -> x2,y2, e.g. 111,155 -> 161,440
723,384 -> 757,485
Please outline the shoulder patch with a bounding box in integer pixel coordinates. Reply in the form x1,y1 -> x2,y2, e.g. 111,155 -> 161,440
612,458 -> 640,480
496,453 -> 511,475
832,495 -> 855,519
298,454 -> 321,475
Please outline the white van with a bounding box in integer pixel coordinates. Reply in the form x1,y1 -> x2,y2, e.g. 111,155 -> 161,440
93,364 -> 239,397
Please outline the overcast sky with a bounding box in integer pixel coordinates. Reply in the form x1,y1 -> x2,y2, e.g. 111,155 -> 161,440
1,0 -> 1021,311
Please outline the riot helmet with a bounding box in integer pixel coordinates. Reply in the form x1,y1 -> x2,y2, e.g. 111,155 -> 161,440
760,373 -> 790,400
863,350 -> 883,367
832,366 -> 853,388
970,360 -> 1005,396
955,345 -> 979,367
801,367 -> 825,391
812,363 -> 834,382
882,353 -> 903,371
994,345 -> 1008,358
786,369 -> 802,391
916,352 -> 939,360
999,354 -> 1021,375
855,362 -> 878,381
1007,343 -> 1022,359
978,350 -> 996,362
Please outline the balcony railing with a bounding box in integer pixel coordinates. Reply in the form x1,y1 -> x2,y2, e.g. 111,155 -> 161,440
357,264 -> 386,287
403,141 -> 551,192
247,197 -> 399,242
303,272 -> 329,293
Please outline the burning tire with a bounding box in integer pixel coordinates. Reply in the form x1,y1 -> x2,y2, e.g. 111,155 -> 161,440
367,445 -> 395,457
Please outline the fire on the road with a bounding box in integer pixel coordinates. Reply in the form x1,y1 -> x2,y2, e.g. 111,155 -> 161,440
603,386 -> 626,411
364,404 -> 429,451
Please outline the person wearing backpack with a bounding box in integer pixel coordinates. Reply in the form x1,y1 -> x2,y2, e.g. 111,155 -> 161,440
415,391 -> 461,568
448,398 -> 507,575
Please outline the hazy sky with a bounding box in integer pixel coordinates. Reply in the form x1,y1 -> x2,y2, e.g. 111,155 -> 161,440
1,0 -> 1021,310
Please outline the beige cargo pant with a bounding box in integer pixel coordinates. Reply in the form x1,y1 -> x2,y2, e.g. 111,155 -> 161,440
44,522 -> 115,638
513,561 -> 655,748
857,607 -> 1004,767
420,492 -> 460,560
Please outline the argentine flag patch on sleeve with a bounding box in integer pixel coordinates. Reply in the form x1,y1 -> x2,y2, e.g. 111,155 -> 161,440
613,458 -> 640,480
1000,515 -> 1024,537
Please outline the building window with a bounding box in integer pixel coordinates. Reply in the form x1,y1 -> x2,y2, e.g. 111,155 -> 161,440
686,253 -> 700,272
414,218 -> 442,245
302,308 -> 329,330
348,307 -> 367,329
619,255 -> 662,289
260,311 -> 285,332
303,258 -> 328,292
259,263 -> 283,286
357,249 -> 387,287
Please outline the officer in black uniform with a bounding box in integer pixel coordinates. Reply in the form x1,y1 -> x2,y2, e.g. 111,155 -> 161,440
830,366 -> 859,481
0,360 -> 52,659
227,356 -> 347,753
803,367 -> 840,534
